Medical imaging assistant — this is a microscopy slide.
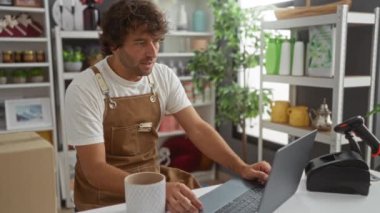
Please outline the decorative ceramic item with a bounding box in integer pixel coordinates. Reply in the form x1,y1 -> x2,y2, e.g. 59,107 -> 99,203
309,98 -> 332,131
177,4 -> 188,30
288,105 -> 310,127
271,100 -> 291,123
64,61 -> 82,72
81,0 -> 101,31
192,9 -> 206,32
279,39 -> 291,75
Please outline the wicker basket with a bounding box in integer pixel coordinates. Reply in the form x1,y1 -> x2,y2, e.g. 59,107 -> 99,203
274,0 -> 352,20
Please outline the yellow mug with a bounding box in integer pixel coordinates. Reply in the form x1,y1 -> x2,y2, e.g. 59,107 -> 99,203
271,101 -> 290,123
288,106 -> 310,127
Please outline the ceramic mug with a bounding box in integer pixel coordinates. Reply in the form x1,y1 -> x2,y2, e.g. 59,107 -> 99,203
288,106 -> 310,127
271,101 -> 291,123
125,172 -> 166,213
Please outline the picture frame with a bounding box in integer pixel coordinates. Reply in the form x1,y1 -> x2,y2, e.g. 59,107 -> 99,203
5,98 -> 52,130
306,25 -> 336,78
13,0 -> 43,8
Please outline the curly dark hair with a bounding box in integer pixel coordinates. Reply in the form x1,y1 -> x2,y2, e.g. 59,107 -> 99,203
100,0 -> 168,55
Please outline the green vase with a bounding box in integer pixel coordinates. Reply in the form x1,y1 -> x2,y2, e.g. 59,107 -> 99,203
265,38 -> 282,75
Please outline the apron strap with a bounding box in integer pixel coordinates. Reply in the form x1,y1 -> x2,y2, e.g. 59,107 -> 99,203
90,66 -> 117,109
90,65 -> 157,104
147,74 -> 157,102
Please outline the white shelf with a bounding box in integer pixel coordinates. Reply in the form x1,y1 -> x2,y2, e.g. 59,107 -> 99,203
0,82 -> 50,89
262,120 -> 338,145
262,75 -> 371,88
158,130 -> 185,137
0,63 -> 49,68
0,126 -> 54,134
0,6 -> 45,13
0,37 -> 48,42
59,30 -> 212,39
60,31 -> 101,39
167,31 -> 213,37
158,52 -> 195,57
262,12 -> 375,29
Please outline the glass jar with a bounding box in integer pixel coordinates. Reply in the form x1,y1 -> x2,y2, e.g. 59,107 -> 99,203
36,50 -> 45,62
2,50 -> 14,63
14,51 -> 23,63
23,50 -> 36,63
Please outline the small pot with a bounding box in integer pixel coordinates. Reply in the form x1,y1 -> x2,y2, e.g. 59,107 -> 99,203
0,76 -> 7,84
30,76 -> 44,83
64,62 -> 83,72
13,77 -> 27,84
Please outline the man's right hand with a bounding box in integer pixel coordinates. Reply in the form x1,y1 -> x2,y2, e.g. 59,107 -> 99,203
166,182 -> 203,213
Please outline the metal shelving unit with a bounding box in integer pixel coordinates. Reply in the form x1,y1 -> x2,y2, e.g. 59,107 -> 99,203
0,0 -> 59,208
258,5 -> 380,162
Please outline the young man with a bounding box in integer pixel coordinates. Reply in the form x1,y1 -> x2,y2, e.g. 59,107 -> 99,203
64,0 -> 271,212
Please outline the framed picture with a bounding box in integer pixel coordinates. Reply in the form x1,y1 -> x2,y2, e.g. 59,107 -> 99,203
5,98 -> 52,130
13,0 -> 43,8
306,25 -> 336,78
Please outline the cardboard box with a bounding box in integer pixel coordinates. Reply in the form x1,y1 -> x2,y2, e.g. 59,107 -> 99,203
0,132 -> 57,213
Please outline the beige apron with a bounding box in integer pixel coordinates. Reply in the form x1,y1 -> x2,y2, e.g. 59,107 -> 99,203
74,66 -> 200,211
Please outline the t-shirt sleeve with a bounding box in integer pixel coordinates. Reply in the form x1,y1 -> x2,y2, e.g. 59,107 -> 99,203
64,83 -> 104,146
164,68 -> 192,114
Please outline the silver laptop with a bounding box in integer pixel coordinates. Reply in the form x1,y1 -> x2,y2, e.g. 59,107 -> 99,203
200,130 -> 317,213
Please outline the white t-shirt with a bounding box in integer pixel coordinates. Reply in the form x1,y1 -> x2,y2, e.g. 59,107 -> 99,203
64,57 -> 191,146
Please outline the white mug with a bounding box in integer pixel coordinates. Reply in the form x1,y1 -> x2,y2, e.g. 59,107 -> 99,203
292,41 -> 304,76
124,172 -> 166,213
279,40 -> 291,75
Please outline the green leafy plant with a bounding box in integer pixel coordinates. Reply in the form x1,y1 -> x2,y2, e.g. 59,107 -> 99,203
187,0 -> 273,162
63,46 -> 85,62
11,70 -> 27,77
29,68 -> 44,77
367,105 -> 380,117
0,70 -> 7,77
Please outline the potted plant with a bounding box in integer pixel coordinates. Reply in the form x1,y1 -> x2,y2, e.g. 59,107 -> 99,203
11,70 -> 27,83
0,70 -> 7,84
28,68 -> 44,83
187,0 -> 273,162
63,46 -> 85,72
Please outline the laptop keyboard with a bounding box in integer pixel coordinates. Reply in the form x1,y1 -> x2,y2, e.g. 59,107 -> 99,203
215,185 -> 264,213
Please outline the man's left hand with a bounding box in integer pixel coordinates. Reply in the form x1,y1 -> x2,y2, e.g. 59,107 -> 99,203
239,161 -> 271,184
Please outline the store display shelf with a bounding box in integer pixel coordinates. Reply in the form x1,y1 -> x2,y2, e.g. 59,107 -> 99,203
0,37 -> 48,42
158,52 -> 195,57
262,120 -> 349,145
0,6 -> 45,13
0,63 -> 49,68
0,126 -> 54,134
0,82 -> 50,89
59,30 -> 212,39
262,12 -> 374,30
262,75 -> 371,88
167,31 -> 213,37
60,30 -> 101,39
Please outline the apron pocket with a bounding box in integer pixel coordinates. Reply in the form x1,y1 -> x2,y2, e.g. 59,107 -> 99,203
111,124 -> 155,156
